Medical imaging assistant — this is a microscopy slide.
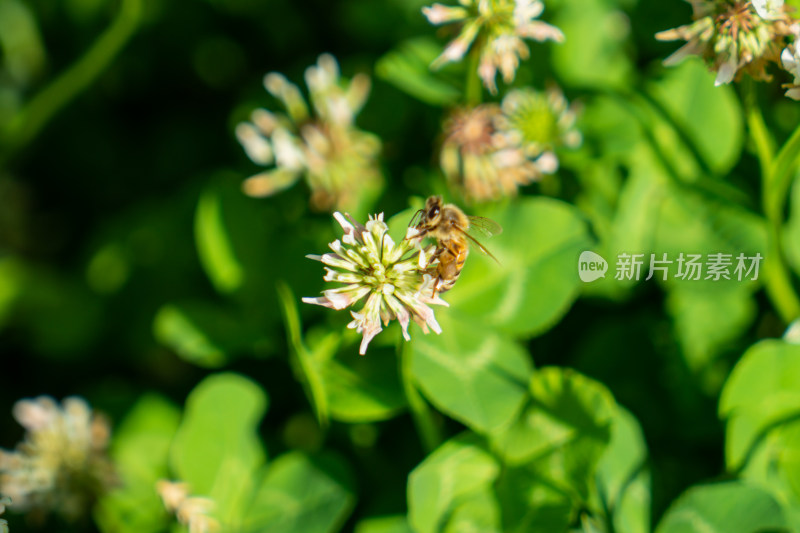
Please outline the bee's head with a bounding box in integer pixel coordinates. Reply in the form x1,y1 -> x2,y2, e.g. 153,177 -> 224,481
423,195 -> 443,226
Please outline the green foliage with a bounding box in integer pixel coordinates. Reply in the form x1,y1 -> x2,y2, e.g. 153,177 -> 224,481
195,187 -> 245,294
445,197 -> 594,337
376,38 -> 461,106
96,395 -> 181,533
408,313 -> 532,433
98,375 -> 356,533
655,482 -> 788,533
646,60 -> 744,177
244,451 -> 356,533
595,408 -> 650,533
720,340 -> 800,471
408,433 -> 501,533
5,0 -> 800,532
551,0 -> 633,90
170,373 -> 268,522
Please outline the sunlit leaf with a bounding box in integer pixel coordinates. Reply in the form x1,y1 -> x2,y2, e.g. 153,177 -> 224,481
665,285 -> 755,387
323,351 -> 406,423
95,394 -> 181,533
446,197 -> 594,337
375,37 -> 460,106
719,340 -> 800,470
647,60 -> 744,176
552,0 -> 632,90
170,373 -> 268,524
195,186 -> 245,294
153,301 -> 263,367
655,481 -> 788,533
243,451 -> 356,533
0,0 -> 46,86
491,367 -> 615,497
444,486 -> 502,533
494,466 -> 572,533
603,143 -> 765,377
595,407 -> 650,533
408,312 -> 532,433
355,515 -> 413,533
408,433 -> 500,533
0,257 -> 24,329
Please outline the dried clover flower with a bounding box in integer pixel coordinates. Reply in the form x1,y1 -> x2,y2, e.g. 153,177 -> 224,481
156,480 -> 220,533
423,0 -> 564,94
236,54 -> 382,211
0,396 -> 116,522
656,0 -> 796,86
440,85 -> 580,202
303,212 -> 447,355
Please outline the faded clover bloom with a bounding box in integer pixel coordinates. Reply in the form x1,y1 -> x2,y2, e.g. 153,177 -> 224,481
0,396 -> 116,522
656,0 -> 797,86
303,212 -> 448,355
157,480 -> 220,533
236,54 -> 382,212
423,0 -> 564,94
440,86 -> 580,202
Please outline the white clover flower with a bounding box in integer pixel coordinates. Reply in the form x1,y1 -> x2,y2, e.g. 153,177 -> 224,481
303,212 -> 447,355
656,0 -> 794,86
157,480 -> 220,533
781,44 -> 800,99
236,54 -> 382,212
440,85 -> 580,202
424,0 -> 564,94
0,397 -> 116,522
753,0 -> 784,20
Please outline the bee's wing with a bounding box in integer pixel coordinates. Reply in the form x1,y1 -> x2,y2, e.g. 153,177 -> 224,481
467,216 -> 503,237
456,226 -> 501,264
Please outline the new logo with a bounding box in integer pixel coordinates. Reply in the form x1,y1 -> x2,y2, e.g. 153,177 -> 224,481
578,251 -> 608,282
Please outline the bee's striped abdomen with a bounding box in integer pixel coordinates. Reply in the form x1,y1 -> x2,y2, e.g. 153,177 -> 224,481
434,244 -> 468,294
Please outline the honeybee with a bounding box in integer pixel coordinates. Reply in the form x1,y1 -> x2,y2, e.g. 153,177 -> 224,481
409,196 -> 502,296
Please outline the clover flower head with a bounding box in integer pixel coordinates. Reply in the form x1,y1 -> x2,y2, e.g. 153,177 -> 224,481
440,85 -> 580,202
500,85 -> 581,154
424,0 -> 564,94
656,0 -> 795,86
0,396 -> 116,522
781,42 -> 800,99
157,480 -> 220,533
303,212 -> 448,355
236,54 -> 382,211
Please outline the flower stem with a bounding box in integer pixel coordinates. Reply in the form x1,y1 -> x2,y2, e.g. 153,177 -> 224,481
399,341 -> 442,453
743,79 -> 775,177
761,123 -> 800,324
465,44 -> 483,106
0,0 -> 142,166
277,281 -> 332,427
748,80 -> 800,323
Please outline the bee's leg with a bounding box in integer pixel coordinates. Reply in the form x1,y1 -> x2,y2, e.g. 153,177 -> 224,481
430,277 -> 440,298
406,227 -> 429,241
444,242 -> 460,257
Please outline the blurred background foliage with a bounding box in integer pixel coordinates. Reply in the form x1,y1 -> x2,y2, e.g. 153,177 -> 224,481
2,0 -> 800,531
